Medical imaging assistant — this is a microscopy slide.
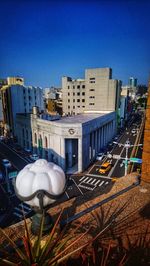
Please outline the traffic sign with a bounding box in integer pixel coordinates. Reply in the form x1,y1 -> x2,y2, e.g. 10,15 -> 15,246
130,158 -> 142,163
113,154 -> 121,159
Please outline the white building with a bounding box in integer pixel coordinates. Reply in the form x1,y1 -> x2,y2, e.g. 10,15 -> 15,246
16,110 -> 116,173
62,68 -> 121,115
1,84 -> 44,136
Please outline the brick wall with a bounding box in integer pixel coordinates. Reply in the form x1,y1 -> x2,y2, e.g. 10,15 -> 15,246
142,82 -> 150,182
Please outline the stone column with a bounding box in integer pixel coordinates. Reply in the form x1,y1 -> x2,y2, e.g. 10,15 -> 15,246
78,138 -> 82,172
61,137 -> 65,171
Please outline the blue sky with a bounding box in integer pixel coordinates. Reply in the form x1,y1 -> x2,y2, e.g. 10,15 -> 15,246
0,0 -> 150,87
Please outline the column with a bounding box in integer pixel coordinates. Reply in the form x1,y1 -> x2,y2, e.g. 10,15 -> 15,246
61,137 -> 65,171
78,138 -> 82,172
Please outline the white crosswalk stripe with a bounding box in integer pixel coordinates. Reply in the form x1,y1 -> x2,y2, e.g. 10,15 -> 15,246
99,181 -> 105,186
78,175 -> 110,189
79,176 -> 86,182
86,178 -> 93,183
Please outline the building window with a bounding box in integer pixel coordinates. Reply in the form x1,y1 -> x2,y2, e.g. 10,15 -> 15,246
77,92 -> 80,96
77,99 -> 80,102
82,92 -> 85,96
73,106 -> 75,109
90,89 -> 95,91
89,96 -> 95,98
73,99 -> 75,102
82,85 -> 85,88
73,85 -> 75,89
77,85 -> 80,89
82,99 -> 85,102
77,106 -> 80,108
68,92 -> 70,96
68,106 -> 70,109
89,103 -> 95,105
73,92 -> 75,96
68,86 -> 70,89
82,106 -> 85,108
89,78 -> 95,83
68,99 -> 70,103
22,128 -> 25,138
26,130 -> 28,139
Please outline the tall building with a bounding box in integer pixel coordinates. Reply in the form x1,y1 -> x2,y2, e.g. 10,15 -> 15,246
62,68 -> 121,115
1,83 -> 44,136
129,77 -> 137,88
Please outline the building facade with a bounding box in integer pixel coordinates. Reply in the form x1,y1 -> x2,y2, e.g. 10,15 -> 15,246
62,68 -> 121,115
16,110 -> 116,173
1,84 -> 44,136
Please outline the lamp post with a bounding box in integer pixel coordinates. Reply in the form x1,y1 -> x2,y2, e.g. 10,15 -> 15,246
113,139 -> 142,176
14,159 -> 66,235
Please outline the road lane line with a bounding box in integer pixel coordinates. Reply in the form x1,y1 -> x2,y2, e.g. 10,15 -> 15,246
72,178 -> 83,195
86,173 -> 112,179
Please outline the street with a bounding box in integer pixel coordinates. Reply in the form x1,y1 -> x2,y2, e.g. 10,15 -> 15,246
0,113 -> 143,227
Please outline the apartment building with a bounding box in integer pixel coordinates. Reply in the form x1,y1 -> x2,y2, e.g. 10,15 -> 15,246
62,68 -> 121,115
1,83 -> 44,136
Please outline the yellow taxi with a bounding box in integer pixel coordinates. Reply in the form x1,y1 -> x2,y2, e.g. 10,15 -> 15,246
99,161 -> 112,174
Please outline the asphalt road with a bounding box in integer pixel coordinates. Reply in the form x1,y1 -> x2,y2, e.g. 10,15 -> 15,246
0,112 -> 144,227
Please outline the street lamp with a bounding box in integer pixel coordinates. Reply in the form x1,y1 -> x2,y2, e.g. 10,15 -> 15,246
14,159 -> 66,235
113,139 -> 142,176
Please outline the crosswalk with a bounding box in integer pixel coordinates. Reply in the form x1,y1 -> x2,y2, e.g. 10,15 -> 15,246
13,202 -> 32,220
78,175 -> 110,191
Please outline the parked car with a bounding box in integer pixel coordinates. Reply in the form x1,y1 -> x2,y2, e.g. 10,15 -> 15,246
2,159 -> 11,168
30,154 -> 39,161
96,152 -> 104,161
0,136 -> 4,141
99,161 -> 112,174
131,129 -> 136,134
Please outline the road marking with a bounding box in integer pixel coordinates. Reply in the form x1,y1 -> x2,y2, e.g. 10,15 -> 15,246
99,181 -> 105,186
94,180 -> 101,186
72,178 -> 83,195
86,173 -> 112,179
86,178 -> 93,183
0,142 -> 30,164
65,191 -> 70,199
78,184 -> 95,191
79,176 -> 86,182
90,178 -> 96,184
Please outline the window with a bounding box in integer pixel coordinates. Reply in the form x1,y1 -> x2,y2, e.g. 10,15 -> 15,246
77,92 -> 80,96
82,85 -> 85,88
77,85 -> 80,89
82,92 -> 85,96
89,103 -> 95,105
68,86 -> 70,89
82,106 -> 85,108
90,89 -> 95,91
68,106 -> 70,109
73,106 -> 75,109
73,92 -> 75,96
26,130 -> 28,139
77,99 -> 80,102
89,96 -> 95,98
77,106 -> 80,108
68,92 -> 70,96
89,78 -> 95,84
68,99 -> 70,103
73,99 -> 75,102
82,99 -> 85,102
73,85 -> 75,89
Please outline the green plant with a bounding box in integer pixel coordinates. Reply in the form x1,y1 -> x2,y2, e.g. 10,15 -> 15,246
0,209 -> 92,266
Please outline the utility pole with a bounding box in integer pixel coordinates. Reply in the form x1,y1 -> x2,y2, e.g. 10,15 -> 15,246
113,139 -> 142,176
